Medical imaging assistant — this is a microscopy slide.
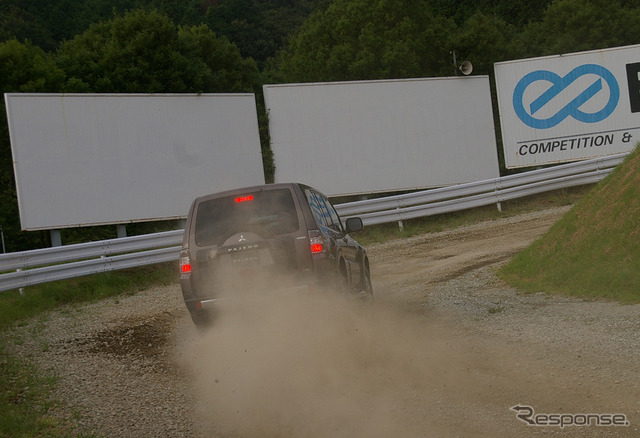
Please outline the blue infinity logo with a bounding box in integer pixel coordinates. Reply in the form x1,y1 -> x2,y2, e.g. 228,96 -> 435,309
513,64 -> 619,129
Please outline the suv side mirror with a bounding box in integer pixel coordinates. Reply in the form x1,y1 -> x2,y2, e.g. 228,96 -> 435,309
345,217 -> 364,233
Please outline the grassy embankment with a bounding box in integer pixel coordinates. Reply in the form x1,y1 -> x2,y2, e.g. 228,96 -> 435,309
499,146 -> 640,304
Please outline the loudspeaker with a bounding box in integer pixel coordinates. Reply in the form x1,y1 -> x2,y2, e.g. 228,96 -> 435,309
459,60 -> 473,76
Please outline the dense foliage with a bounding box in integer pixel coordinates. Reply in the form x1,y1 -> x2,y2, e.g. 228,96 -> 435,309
277,0 -> 640,81
1,0 -> 327,66
2,0 -> 640,251
279,0 -> 458,81
55,10 -> 260,93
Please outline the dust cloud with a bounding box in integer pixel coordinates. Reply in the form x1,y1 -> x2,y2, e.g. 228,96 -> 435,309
178,288 -> 487,437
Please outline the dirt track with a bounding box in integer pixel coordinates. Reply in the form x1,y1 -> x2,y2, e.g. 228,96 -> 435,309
6,206 -> 640,437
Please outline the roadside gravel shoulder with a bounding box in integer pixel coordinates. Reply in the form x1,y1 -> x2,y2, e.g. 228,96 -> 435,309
3,285 -> 199,437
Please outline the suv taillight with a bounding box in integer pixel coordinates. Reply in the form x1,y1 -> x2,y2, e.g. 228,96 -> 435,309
308,230 -> 325,254
180,251 -> 192,274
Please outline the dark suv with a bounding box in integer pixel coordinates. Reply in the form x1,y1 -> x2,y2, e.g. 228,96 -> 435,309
179,183 -> 372,328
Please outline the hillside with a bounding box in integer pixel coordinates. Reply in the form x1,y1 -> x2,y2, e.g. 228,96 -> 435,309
499,145 -> 640,303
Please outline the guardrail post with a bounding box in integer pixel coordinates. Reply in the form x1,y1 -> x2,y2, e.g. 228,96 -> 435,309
117,224 -> 127,238
16,268 -> 25,295
50,230 -> 62,247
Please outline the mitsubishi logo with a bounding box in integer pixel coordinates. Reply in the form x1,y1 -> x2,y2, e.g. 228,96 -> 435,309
238,234 -> 246,242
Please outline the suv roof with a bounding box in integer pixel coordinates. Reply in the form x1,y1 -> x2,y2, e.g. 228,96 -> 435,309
185,183 -> 314,247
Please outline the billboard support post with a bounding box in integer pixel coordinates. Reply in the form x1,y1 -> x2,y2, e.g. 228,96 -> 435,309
50,230 -> 61,247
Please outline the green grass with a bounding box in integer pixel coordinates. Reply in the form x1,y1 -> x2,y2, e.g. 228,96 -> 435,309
0,343 -> 71,438
499,146 -> 640,304
0,348 -> 102,437
0,262 -> 178,330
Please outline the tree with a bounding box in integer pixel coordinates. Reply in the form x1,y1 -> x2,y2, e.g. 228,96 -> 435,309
56,10 -> 205,93
0,40 -> 65,93
204,0 -> 325,68
55,9 -> 259,94
518,0 -> 640,57
427,0 -> 552,28
1,0 -> 145,50
450,12 -> 519,76
278,0 -> 457,82
0,3 -> 57,51
2,0 -> 326,69
178,24 -> 260,93
493,0 -> 553,27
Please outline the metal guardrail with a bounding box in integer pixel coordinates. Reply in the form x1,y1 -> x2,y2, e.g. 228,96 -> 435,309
0,153 -> 629,292
0,230 -> 183,292
334,153 -> 627,224
0,230 -> 183,271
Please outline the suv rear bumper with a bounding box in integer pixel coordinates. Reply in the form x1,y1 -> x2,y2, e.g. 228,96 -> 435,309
182,283 -> 317,328
181,279 -> 316,312
194,284 -> 312,309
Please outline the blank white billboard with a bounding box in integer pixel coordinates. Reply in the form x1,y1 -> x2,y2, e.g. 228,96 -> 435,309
263,77 -> 500,197
5,93 -> 264,230
495,44 -> 640,168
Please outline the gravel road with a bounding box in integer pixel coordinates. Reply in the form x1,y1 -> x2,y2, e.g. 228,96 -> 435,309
4,206 -> 640,437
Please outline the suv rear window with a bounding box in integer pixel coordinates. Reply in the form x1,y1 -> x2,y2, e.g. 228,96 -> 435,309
194,188 -> 299,246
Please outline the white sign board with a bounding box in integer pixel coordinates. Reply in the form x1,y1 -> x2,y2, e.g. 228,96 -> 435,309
5,93 -> 265,230
264,77 -> 499,197
495,44 -> 640,168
